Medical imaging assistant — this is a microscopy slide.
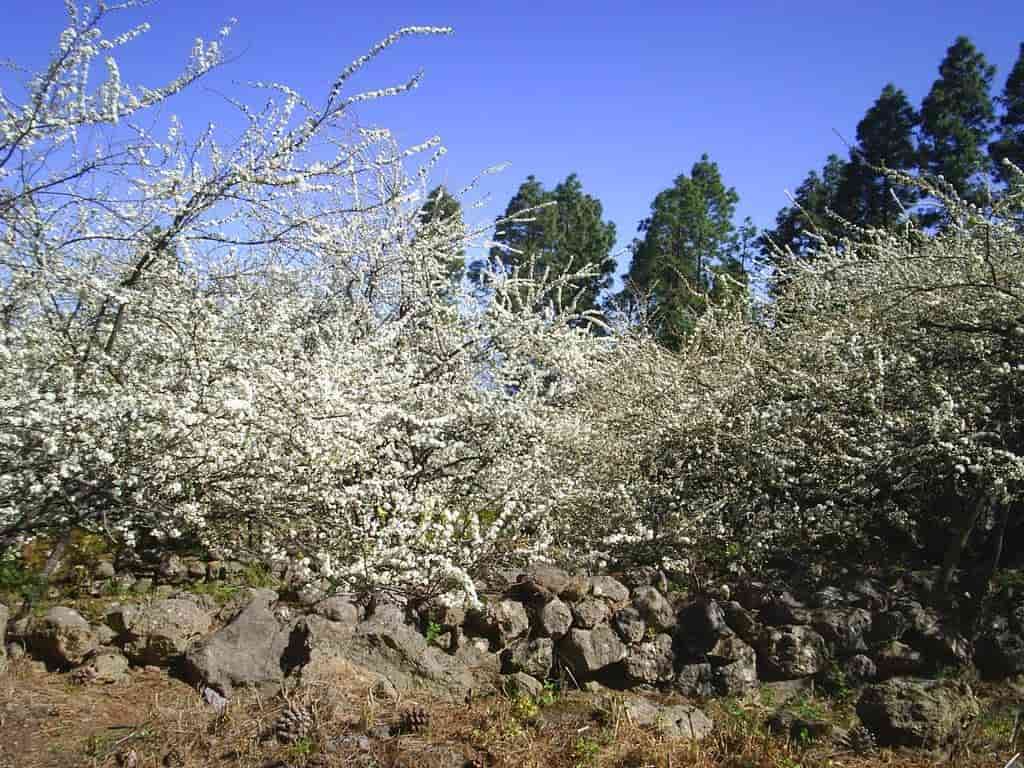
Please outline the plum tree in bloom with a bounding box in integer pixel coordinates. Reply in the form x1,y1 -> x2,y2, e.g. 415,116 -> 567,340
561,164 -> 1024,604
0,1 -> 622,605
7,2 -> 1022,610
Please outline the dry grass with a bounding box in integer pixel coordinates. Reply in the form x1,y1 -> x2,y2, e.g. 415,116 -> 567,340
1,654 -> 1020,768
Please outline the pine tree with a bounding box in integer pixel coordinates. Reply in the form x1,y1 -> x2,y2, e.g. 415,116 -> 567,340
473,174 -> 616,315
621,154 -> 743,348
919,36 -> 996,202
416,185 -> 466,289
990,43 -> 1024,187
839,84 -> 920,229
762,155 -> 847,259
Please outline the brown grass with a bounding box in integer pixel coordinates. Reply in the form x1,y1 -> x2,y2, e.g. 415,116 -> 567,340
1,654 -> 1020,768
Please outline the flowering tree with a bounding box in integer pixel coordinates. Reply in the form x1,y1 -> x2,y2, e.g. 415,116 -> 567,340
6,2 -> 1023,612
565,167 -> 1024,605
0,1 -> 621,604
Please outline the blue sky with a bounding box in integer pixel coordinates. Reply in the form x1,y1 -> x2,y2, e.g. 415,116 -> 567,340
5,1 -> 1024,277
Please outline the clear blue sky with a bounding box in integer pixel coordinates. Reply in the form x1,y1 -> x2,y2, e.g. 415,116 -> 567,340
5,1 -> 1024,277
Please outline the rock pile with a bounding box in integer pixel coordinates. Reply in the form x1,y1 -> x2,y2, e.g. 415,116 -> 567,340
4,560 -> 1020,749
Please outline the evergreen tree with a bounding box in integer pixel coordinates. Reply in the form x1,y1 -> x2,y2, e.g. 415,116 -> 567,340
839,84 -> 920,228
473,174 -> 617,315
990,43 -> 1024,187
416,185 -> 466,288
919,36 -> 996,202
762,155 -> 847,259
622,154 -> 743,348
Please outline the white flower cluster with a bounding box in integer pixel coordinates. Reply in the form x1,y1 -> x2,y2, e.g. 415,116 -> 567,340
552,167 -> 1024,588
4,3 -> 1022,603
0,3 -> 615,606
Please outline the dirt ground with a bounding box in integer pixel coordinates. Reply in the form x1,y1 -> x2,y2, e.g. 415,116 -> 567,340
1,654 -> 1021,768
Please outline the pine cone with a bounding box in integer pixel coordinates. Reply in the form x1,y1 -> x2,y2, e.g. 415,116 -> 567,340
69,665 -> 98,686
840,724 -> 877,755
162,747 -> 185,767
397,704 -> 430,734
274,704 -> 314,744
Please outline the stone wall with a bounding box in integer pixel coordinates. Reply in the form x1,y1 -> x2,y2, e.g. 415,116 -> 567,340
2,558 -> 1020,749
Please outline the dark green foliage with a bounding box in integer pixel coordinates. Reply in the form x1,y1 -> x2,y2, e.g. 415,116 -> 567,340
621,154 -> 746,348
760,154 -> 848,293
838,84 -> 920,229
0,550 -> 47,604
472,173 -> 616,317
919,36 -> 997,203
990,43 -> 1024,187
417,185 -> 467,288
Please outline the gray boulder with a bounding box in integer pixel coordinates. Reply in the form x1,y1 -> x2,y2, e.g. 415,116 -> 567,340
892,600 -> 972,668
870,609 -> 911,643
850,578 -> 887,612
856,678 -> 979,749
734,581 -> 770,610
676,599 -> 728,656
975,631 -> 1024,679
336,612 -> 501,701
185,558 -> 207,580
368,601 -> 406,627
158,553 -> 189,585
560,626 -> 626,678
30,607 -> 97,668
761,592 -> 810,626
715,658 -> 759,696
589,575 -> 629,604
674,662 -> 714,697
632,587 -> 676,633
660,704 -> 714,740
296,614 -> 357,662
756,625 -> 827,680
708,634 -> 758,696
620,633 -> 675,685
612,607 -> 646,644
182,589 -> 289,697
296,581 -> 327,608
625,698 -> 713,740
910,623 -> 972,670
722,601 -> 762,645
314,597 -> 361,625
108,598 -> 212,666
766,709 -> 833,742
524,564 -> 573,596
619,566 -> 670,595
504,671 -> 544,698
79,648 -> 131,683
842,653 -> 878,684
559,573 -> 591,602
572,598 -> 610,629
873,640 -> 926,679
467,599 -> 530,648
810,608 -> 872,655
417,598 -> 466,633
808,586 -> 848,608
502,637 -> 554,679
535,597 -> 572,639
707,633 -> 755,667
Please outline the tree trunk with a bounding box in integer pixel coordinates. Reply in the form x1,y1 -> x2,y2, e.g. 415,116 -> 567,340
982,502 -> 1011,596
41,529 -> 73,582
940,495 -> 988,596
